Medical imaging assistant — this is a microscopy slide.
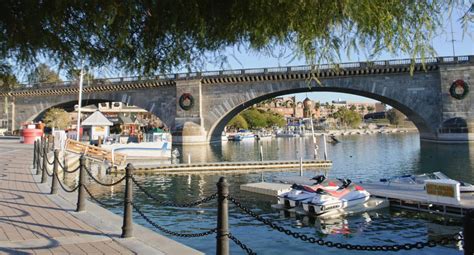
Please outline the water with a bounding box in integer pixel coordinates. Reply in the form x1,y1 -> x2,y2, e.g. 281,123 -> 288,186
94,133 -> 473,254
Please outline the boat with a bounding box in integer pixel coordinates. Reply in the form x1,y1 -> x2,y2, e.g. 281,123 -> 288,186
275,129 -> 300,138
378,171 -> 474,193
101,132 -> 171,159
277,176 -> 341,208
227,130 -> 255,141
255,131 -> 272,140
301,179 -> 372,217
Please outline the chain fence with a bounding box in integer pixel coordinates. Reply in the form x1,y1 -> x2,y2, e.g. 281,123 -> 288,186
83,186 -> 124,207
132,176 -> 218,207
53,172 -> 80,193
84,165 -> 126,187
132,203 -> 218,238
227,232 -> 257,255
227,195 -> 464,252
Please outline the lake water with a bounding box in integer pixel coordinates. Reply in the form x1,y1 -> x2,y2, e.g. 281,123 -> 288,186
93,132 -> 473,254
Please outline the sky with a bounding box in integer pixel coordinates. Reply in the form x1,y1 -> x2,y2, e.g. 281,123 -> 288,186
198,10 -> 473,104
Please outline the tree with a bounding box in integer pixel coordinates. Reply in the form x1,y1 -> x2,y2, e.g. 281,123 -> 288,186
0,1 -> 469,74
0,64 -> 19,91
333,107 -> 362,128
66,69 -> 95,82
43,108 -> 70,130
367,106 -> 375,113
27,64 -> 62,84
349,105 -> 357,111
387,108 -> 405,127
227,115 -> 248,130
358,105 -> 366,112
241,108 -> 267,129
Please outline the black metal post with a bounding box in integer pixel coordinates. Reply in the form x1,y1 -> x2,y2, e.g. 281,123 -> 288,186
76,155 -> 86,212
33,140 -> 37,170
464,209 -> 474,255
216,177 -> 229,255
41,142 -> 48,183
121,163 -> 134,238
36,138 -> 43,175
50,150 -> 59,194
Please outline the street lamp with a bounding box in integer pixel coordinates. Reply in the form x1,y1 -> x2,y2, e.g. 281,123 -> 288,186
75,64 -> 86,141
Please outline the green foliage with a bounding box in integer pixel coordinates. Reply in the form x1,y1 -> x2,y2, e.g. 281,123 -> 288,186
227,115 -> 248,130
0,1 -> 468,74
241,109 -> 267,128
333,107 -> 362,128
27,64 -> 62,84
43,108 -> 70,130
387,108 -> 405,126
228,108 -> 285,129
0,64 -> 19,90
367,106 -> 375,113
349,105 -> 357,111
67,69 -> 95,82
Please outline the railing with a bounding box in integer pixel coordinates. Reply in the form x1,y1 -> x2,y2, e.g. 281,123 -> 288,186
7,55 -> 474,92
65,139 -> 127,166
33,138 -> 472,255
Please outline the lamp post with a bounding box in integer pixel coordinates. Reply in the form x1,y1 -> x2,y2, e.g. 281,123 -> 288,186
75,64 -> 85,141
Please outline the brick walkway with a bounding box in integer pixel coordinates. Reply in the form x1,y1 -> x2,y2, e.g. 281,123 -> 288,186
0,141 -> 135,255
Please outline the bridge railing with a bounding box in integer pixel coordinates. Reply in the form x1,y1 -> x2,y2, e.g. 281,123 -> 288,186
33,137 -> 472,255
6,55 -> 473,92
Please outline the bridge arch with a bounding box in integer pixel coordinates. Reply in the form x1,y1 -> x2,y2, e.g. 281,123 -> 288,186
17,94 -> 174,130
206,78 -> 437,142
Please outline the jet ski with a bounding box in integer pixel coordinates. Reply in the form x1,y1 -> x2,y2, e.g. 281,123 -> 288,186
301,179 -> 371,216
278,175 -> 340,208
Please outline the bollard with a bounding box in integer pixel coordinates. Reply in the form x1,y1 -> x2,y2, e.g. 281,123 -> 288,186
122,163 -> 134,238
188,153 -> 191,164
36,139 -> 42,175
33,140 -> 37,170
464,209 -> 474,255
50,150 -> 59,194
299,157 -> 303,176
41,146 -> 48,183
76,155 -> 86,212
216,177 -> 229,255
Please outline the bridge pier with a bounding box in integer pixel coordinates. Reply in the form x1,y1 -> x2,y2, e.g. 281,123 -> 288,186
172,79 -> 209,145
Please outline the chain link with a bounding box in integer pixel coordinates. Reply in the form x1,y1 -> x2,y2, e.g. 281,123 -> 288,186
227,232 -> 257,255
60,164 -> 81,174
227,195 -> 463,251
43,148 -> 54,165
53,172 -> 80,193
83,186 -> 124,207
44,166 -> 53,177
132,203 -> 217,237
132,176 -> 218,207
84,165 -> 125,186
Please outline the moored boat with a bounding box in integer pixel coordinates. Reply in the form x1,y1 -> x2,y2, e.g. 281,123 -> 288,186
378,171 -> 474,193
227,130 -> 255,141
101,133 -> 171,159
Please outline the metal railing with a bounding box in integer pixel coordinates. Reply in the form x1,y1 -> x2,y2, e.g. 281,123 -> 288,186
7,55 -> 474,93
33,138 -> 472,255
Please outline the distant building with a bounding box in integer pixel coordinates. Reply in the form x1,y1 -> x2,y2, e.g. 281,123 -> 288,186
256,97 -> 379,120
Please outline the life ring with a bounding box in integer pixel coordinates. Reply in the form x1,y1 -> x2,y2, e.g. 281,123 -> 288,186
449,79 -> 469,100
179,93 -> 194,110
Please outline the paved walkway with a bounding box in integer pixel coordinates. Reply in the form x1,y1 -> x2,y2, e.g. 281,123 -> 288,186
0,140 -> 202,255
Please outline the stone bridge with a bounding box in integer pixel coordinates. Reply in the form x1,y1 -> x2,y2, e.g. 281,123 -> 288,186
1,56 -> 473,144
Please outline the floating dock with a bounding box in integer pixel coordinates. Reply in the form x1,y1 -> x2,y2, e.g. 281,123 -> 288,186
240,180 -> 474,217
110,160 -> 332,174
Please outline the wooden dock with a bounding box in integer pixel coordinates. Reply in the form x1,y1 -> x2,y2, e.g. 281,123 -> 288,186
110,160 -> 332,174
240,180 -> 474,217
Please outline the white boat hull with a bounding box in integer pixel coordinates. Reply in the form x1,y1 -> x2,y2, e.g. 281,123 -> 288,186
102,142 -> 172,159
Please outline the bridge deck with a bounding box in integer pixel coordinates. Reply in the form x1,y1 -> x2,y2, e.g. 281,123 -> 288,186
0,140 -> 202,254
